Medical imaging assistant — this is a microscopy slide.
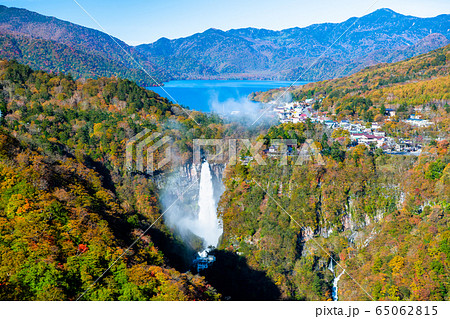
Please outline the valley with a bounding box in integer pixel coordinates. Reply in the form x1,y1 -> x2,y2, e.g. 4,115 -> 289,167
0,3 -> 449,303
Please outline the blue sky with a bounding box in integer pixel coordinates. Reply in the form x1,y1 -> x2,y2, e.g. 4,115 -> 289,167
1,0 -> 449,45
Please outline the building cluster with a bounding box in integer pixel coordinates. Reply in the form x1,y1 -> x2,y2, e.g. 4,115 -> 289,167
270,100 -> 428,155
273,100 -> 313,124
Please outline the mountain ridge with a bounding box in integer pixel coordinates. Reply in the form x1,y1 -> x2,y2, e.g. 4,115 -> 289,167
0,4 -> 168,85
0,5 -> 449,84
137,8 -> 450,81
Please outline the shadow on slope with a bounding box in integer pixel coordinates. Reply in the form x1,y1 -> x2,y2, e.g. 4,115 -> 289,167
148,228 -> 198,272
202,250 -> 281,301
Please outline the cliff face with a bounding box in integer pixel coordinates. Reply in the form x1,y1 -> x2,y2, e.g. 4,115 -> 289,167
210,163 -> 226,203
301,184 -> 401,245
159,162 -> 225,196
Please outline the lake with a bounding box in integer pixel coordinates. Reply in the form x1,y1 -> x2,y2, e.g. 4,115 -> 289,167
149,80 -> 307,113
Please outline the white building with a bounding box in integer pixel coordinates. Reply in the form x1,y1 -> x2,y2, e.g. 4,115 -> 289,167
403,118 -> 433,127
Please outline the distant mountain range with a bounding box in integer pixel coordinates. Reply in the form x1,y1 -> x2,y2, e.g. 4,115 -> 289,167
1,5 -> 449,84
0,5 -> 169,85
137,8 -> 450,81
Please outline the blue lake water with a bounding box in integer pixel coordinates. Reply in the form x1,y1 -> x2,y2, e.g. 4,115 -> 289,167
149,80 -> 307,113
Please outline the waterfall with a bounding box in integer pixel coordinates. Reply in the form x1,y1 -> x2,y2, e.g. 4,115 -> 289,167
328,259 -> 334,273
332,269 -> 345,301
191,161 -> 223,253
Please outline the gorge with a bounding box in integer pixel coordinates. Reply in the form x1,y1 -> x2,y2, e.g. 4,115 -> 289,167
160,161 -> 224,258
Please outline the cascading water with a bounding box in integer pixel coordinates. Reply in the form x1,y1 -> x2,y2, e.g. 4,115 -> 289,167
328,259 -> 334,273
161,160 -> 223,270
332,269 -> 345,301
190,161 -> 223,255
328,259 -> 345,301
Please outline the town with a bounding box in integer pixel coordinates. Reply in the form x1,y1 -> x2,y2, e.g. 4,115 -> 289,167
268,98 -> 434,155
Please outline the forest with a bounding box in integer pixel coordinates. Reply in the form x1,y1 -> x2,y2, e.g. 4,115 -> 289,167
217,130 -> 449,300
0,53 -> 449,301
0,59 -> 230,300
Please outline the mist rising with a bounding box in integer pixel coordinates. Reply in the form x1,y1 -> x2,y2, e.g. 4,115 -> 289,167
161,162 -> 223,253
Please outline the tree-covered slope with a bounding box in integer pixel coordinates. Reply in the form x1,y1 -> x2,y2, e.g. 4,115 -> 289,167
215,122 -> 449,300
0,60 -> 226,300
0,129 -> 220,300
340,141 -> 450,300
0,5 -> 167,86
0,33 -> 161,86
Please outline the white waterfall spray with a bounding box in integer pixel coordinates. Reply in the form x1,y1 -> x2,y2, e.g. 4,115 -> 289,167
161,161 -> 223,259
328,259 -> 345,301
332,269 -> 345,301
190,161 -> 223,253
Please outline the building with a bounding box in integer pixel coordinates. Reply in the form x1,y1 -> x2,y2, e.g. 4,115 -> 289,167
403,117 -> 433,127
373,131 -> 386,137
350,133 -> 385,148
371,122 -> 381,130
193,254 -> 216,272
385,108 -> 396,117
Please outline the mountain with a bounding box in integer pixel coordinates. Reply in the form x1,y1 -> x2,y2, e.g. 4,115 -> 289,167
0,6 -> 449,84
0,5 -> 167,86
137,8 -> 450,81
385,33 -> 450,62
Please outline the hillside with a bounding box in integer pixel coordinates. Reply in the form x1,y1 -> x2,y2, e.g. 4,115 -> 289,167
0,53 -> 449,301
252,43 -> 450,123
0,33 -> 159,84
0,5 -> 167,86
215,125 -> 449,300
1,5 -> 449,84
0,59 -> 229,300
136,8 -> 450,81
